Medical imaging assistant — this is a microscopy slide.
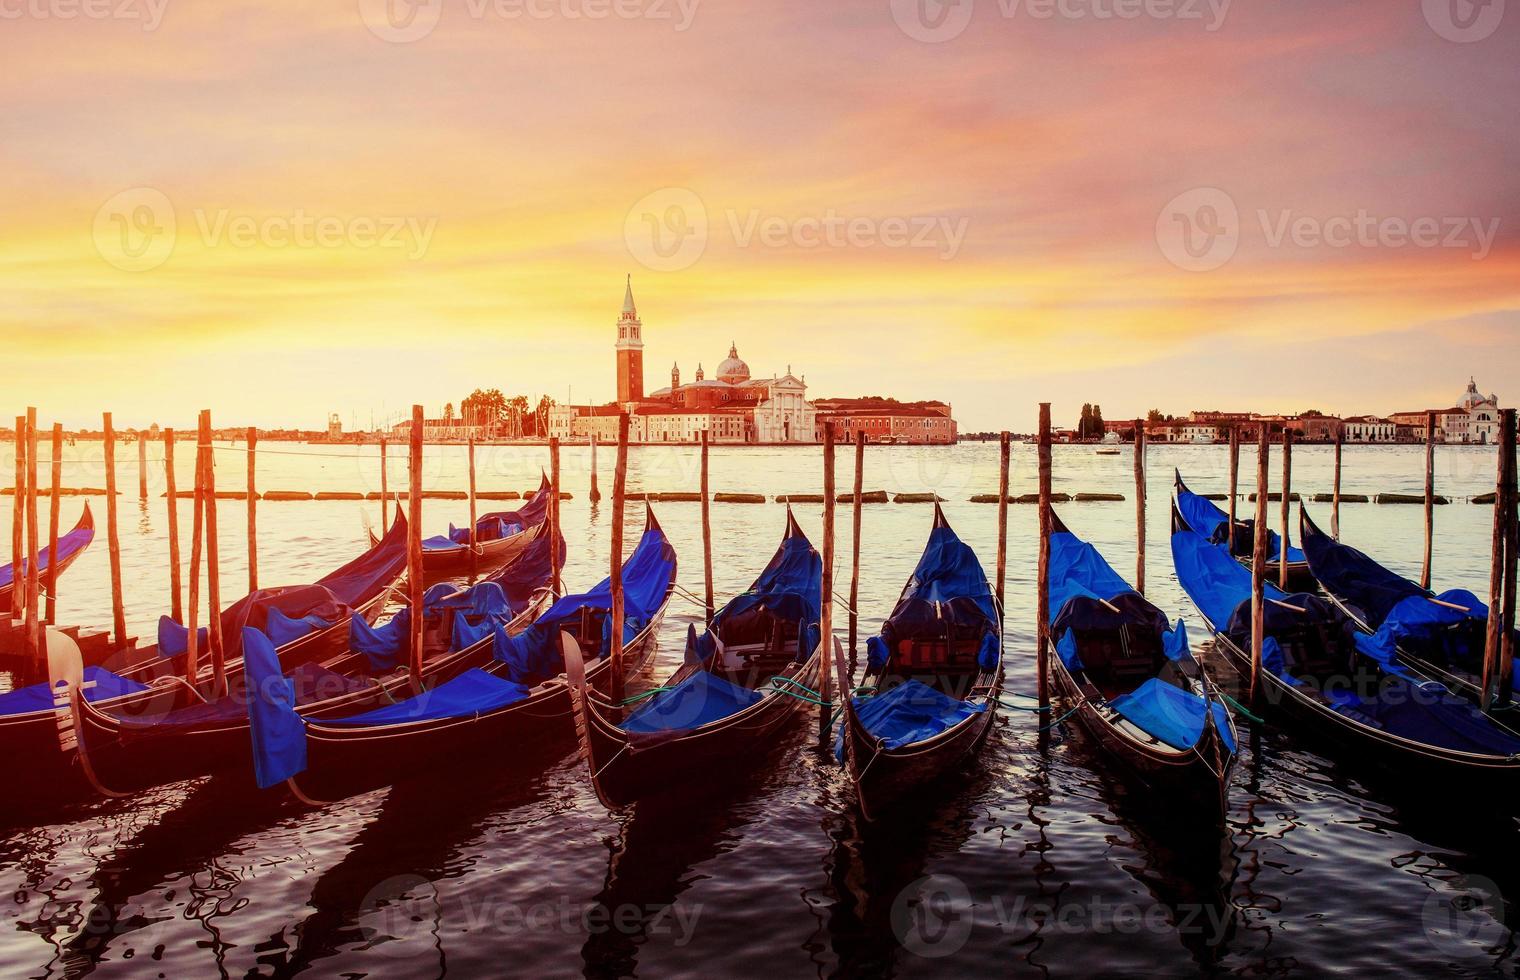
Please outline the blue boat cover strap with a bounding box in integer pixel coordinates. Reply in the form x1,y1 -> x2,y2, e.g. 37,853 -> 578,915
324,668 -> 530,726
850,679 -> 986,750
1109,677 -> 1236,754
242,627 -> 308,788
0,666 -> 149,717
621,670 -> 763,734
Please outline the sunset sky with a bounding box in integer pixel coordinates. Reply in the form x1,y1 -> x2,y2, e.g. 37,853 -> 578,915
2,0 -> 1516,431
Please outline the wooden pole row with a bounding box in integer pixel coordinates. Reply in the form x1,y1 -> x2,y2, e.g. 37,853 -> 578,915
819,421 -> 836,740
1250,425 -> 1270,705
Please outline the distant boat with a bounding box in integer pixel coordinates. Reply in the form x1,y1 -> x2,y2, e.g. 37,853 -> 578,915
1096,448 -> 1121,456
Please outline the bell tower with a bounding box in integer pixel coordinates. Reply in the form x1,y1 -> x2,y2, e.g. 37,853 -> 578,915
616,274 -> 644,404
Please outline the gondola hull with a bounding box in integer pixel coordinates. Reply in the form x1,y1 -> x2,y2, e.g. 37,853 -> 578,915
1046,646 -> 1231,817
840,692 -> 997,822
1205,622 -> 1520,786
581,641 -> 823,808
0,503 -> 93,610
287,606 -> 669,802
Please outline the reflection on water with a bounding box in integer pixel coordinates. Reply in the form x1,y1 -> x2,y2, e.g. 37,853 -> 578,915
2,442 -> 1517,976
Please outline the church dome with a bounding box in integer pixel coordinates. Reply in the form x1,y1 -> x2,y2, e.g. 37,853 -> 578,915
716,342 -> 750,384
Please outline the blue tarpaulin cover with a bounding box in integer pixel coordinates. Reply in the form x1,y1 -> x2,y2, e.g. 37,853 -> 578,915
1110,677 -> 1237,753
0,510 -> 93,589
493,519 -> 676,685
1301,512 -> 1512,677
885,518 -> 998,633
349,581 -> 520,672
0,666 -> 149,717
266,608 -> 333,648
483,525 -> 565,614
1176,477 -> 1304,564
1174,528 -> 1520,757
621,670 -> 763,733
685,516 -> 821,665
323,668 -> 529,726
849,679 -> 985,750
242,627 -> 307,788
1048,528 -> 1192,662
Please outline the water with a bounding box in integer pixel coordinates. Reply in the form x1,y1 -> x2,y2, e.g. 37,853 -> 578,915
2,440 -> 1515,977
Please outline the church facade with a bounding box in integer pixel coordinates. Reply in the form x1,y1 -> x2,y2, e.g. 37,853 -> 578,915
547,278 -> 820,444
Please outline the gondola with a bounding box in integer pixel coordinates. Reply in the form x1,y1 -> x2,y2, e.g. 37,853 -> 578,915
1173,470 -> 1315,589
0,511 -> 411,793
0,502 -> 94,609
1300,507 -> 1517,719
247,506 -> 677,802
836,504 -> 1002,820
1170,507 -> 1520,785
1044,511 -> 1236,817
66,521 -> 562,795
570,508 -> 824,808
369,473 -> 555,573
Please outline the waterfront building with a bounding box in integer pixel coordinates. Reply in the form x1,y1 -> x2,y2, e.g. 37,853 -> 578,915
1390,379 -> 1500,443
549,278 -> 954,444
1342,416 -> 1396,443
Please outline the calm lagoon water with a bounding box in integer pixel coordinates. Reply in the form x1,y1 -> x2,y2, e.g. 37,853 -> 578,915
1,440 -> 1515,977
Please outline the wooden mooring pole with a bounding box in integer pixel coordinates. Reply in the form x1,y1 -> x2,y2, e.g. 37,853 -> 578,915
467,435 -> 478,576
1280,427 -> 1293,591
246,427 -> 258,592
700,429 -> 714,624
1421,411 -> 1436,590
819,421 -> 836,741
1332,424 -> 1343,541
380,437 -> 389,531
46,423 -> 61,625
850,430 -> 867,661
23,409 -> 40,667
1250,425 -> 1270,706
1036,403 -> 1052,708
995,431 -> 1009,616
137,431 -> 147,501
610,413 -> 629,704
201,411 -> 225,695
407,405 -> 424,690
549,437 -> 562,597
164,430 -> 183,622
102,412 -> 127,651
1483,409 -> 1517,710
11,415 -> 24,621
1134,419 -> 1147,593
186,424 -> 206,684
1227,425 -> 1240,554
589,432 -> 601,503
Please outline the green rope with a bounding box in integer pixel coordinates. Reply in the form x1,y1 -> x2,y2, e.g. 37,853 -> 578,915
1037,704 -> 1082,732
996,694 -> 1053,713
1221,693 -> 1265,725
618,686 -> 673,706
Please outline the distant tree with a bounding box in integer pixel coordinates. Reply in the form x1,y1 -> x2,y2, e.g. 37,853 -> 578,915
462,388 -> 507,428
1091,404 -> 1105,436
1300,409 -> 1324,418
1147,408 -> 1166,424
444,402 -> 455,422
534,395 -> 556,438
1078,403 -> 1093,439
